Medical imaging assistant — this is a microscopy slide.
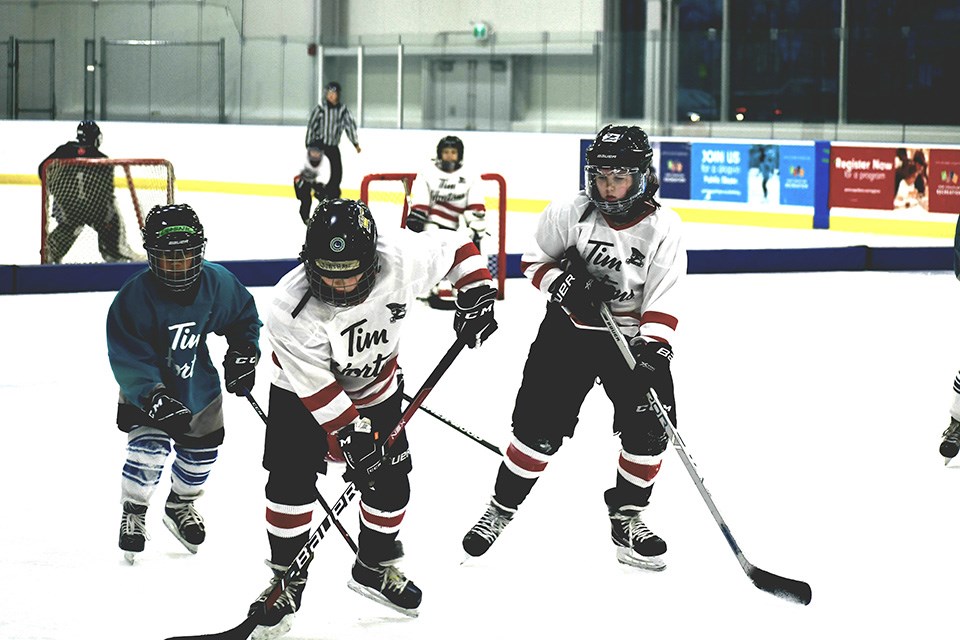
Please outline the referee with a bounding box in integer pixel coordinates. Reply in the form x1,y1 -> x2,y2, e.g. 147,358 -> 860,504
304,81 -> 362,199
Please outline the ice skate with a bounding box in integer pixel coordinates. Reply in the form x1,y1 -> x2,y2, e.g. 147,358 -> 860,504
607,501 -> 667,571
163,491 -> 205,553
248,561 -> 308,640
462,498 -> 516,557
347,542 -> 422,617
119,501 -> 149,564
941,418 -> 960,463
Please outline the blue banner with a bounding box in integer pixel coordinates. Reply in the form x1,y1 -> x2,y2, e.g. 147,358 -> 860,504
779,144 -> 816,207
690,142 -> 751,202
659,142 -> 691,199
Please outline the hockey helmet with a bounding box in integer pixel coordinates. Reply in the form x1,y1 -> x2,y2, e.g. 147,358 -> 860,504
584,124 -> 654,217
77,120 -> 102,148
436,135 -> 464,172
142,204 -> 207,292
301,198 -> 380,307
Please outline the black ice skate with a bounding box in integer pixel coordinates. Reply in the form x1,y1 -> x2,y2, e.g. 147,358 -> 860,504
248,561 -> 308,640
119,501 -> 149,564
347,542 -> 422,617
606,489 -> 667,571
462,498 -> 516,557
941,418 -> 960,462
163,491 -> 205,553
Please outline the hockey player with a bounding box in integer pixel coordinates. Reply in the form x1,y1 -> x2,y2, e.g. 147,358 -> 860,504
293,147 -> 326,224
406,135 -> 488,309
38,121 -> 143,264
304,81 -> 361,200
462,124 -> 686,572
106,204 -> 261,563
248,198 -> 497,638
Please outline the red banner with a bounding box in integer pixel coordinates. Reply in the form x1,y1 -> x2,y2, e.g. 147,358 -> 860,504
829,146 -> 896,210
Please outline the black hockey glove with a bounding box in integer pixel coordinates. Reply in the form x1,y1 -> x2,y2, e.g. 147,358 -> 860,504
147,390 -> 192,436
224,344 -> 258,396
454,284 -> 498,348
630,340 -> 676,423
337,418 -> 385,487
548,248 -> 617,322
405,207 -> 428,233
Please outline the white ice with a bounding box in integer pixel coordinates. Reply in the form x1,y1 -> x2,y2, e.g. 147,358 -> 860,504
2,188 -> 959,639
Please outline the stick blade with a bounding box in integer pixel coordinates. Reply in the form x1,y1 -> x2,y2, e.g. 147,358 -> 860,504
748,567 -> 812,606
165,613 -> 260,640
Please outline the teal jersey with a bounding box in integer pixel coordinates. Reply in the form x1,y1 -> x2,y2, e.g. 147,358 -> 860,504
107,262 -> 261,432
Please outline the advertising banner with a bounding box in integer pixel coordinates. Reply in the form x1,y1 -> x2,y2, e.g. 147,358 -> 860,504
690,142 -> 751,202
929,148 -> 960,214
779,145 -> 816,207
659,141 -> 691,200
829,146 -> 896,210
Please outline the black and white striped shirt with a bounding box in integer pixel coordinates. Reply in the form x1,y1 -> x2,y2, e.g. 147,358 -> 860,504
305,102 -> 359,149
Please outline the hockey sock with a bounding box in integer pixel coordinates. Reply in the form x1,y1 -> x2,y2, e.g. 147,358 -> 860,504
121,427 -> 172,504
171,445 -> 218,499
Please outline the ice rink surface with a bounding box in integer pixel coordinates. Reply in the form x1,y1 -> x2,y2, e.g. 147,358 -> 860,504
3,255 -> 960,638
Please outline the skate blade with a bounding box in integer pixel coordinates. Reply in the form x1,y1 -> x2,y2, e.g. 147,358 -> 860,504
249,615 -> 293,640
162,516 -> 200,554
615,547 -> 667,572
347,579 -> 419,618
123,551 -> 138,564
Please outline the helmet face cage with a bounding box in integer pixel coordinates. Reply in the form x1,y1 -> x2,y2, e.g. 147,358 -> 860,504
304,253 -> 380,307
585,125 -> 654,217
77,121 -> 102,148
301,199 -> 380,307
146,241 -> 207,292
142,205 -> 207,292
584,165 -> 648,216
435,136 -> 464,172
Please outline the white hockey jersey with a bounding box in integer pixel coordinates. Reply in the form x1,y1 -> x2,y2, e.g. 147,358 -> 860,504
267,228 -> 491,438
410,163 -> 486,234
521,192 -> 686,344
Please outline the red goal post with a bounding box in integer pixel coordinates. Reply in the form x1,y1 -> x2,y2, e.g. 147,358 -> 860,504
360,172 -> 507,300
40,158 -> 175,264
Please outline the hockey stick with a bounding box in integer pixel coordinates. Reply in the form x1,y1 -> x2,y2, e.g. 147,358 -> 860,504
599,303 -> 812,606
401,392 -> 501,455
242,388 -> 359,554
165,341 -> 465,640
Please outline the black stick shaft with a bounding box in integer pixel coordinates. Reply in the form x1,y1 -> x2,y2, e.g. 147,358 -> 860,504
401,392 -> 501,455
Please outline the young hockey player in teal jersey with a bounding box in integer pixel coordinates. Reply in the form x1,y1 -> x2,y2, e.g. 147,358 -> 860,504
106,203 -> 262,562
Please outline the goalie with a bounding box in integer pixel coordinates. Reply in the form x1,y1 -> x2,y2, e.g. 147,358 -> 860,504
38,121 -> 144,264
406,135 -> 488,309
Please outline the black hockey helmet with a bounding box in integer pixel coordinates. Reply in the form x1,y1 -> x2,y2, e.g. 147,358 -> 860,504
142,204 -> 207,292
436,135 -> 464,172
584,124 -> 654,217
76,120 -> 102,148
301,198 -> 380,307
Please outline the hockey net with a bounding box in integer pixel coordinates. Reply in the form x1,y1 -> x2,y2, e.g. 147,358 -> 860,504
360,172 -> 507,299
39,158 -> 176,264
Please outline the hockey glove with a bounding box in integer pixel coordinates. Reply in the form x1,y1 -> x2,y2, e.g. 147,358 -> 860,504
548,248 -> 617,322
337,418 -> 385,487
405,206 -> 429,233
465,211 -> 487,248
454,284 -> 498,348
224,344 -> 258,396
630,340 -> 677,423
147,391 -> 192,436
